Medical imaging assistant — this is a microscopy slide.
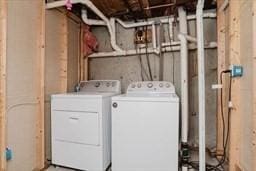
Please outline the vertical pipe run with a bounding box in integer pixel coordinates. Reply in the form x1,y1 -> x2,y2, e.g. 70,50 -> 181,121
196,0 -> 206,171
178,7 -> 189,144
178,7 -> 189,171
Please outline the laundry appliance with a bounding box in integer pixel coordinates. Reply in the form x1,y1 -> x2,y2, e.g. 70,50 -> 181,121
51,80 -> 121,171
112,81 -> 179,171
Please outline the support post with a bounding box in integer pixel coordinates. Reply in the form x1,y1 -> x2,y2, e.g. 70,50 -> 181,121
35,1 -> 46,170
228,1 -> 242,171
253,1 -> 256,169
60,13 -> 68,92
0,1 -> 7,170
216,0 -> 229,157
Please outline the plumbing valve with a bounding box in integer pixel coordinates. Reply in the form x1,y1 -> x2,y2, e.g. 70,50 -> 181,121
180,143 -> 190,165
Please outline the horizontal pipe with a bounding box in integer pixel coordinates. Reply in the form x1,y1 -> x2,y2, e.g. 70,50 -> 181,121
144,2 -> 176,10
88,42 -> 217,58
81,9 -> 106,26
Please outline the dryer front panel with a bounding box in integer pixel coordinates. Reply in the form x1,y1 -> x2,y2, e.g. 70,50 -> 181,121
52,110 -> 100,146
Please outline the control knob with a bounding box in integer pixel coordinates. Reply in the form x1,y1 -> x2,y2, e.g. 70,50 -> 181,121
147,83 -> 153,88
95,82 -> 101,87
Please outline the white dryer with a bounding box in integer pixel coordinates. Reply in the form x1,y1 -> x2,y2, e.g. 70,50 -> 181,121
112,81 -> 179,171
51,80 -> 121,171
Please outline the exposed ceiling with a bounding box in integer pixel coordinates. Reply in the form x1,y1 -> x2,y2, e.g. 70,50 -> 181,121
49,0 -> 216,20
88,0 -> 216,20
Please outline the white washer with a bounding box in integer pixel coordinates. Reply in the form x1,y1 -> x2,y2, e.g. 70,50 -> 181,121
112,81 -> 179,171
51,80 -> 121,171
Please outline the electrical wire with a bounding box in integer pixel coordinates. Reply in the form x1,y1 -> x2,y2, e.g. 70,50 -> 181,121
186,70 -> 232,171
144,24 -> 153,81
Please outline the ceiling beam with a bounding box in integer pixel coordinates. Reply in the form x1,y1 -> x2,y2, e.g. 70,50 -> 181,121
138,0 -> 151,18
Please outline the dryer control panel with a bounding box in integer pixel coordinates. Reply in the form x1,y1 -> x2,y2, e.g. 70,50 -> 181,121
79,80 -> 121,93
127,81 -> 175,94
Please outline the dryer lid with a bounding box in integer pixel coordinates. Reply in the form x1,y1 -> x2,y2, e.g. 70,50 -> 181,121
79,80 -> 121,94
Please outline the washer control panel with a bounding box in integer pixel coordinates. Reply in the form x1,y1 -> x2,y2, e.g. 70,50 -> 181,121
79,80 -> 121,93
127,81 -> 175,94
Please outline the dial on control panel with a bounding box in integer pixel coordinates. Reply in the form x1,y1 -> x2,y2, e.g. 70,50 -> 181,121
95,82 -> 101,88
147,83 -> 153,88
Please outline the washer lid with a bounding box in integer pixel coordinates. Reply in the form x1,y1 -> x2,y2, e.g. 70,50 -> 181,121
127,81 -> 176,94
112,93 -> 179,102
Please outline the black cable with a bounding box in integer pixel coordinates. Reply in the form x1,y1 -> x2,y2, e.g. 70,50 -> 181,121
206,70 -> 232,171
186,70 -> 232,171
144,24 -> 153,81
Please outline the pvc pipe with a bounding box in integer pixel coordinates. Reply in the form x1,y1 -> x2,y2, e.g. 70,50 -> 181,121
196,0 -> 206,171
89,42 -> 217,58
115,18 -> 154,28
81,9 -> 106,26
178,7 -> 189,146
168,18 -> 173,40
46,0 -> 123,52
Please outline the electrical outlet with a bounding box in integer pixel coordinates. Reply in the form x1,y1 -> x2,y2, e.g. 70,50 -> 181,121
230,65 -> 243,77
6,148 -> 12,161
134,29 -> 152,44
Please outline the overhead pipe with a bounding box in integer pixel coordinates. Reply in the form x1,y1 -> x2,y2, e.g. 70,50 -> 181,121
81,9 -> 106,26
89,43 -> 217,58
46,0 -> 216,59
46,0 -> 123,52
196,0 -> 206,171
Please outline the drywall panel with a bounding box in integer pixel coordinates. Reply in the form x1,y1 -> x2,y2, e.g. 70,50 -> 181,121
6,1 -> 41,170
89,16 -> 217,147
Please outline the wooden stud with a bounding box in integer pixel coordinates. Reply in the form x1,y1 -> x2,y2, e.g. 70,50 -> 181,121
35,1 -> 46,170
60,13 -> 68,92
0,0 -> 7,170
216,0 -> 229,157
252,1 -> 256,170
141,0 -> 151,17
83,24 -> 88,81
228,1 -> 242,170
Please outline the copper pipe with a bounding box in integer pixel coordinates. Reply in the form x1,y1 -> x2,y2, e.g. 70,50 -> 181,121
144,0 -> 176,10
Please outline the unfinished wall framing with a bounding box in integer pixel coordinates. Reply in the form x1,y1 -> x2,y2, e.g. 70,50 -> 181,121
0,0 -> 7,170
45,7 -> 85,163
217,0 -> 256,170
0,1 -> 85,171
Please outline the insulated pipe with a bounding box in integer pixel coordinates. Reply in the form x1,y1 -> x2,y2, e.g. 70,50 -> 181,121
196,0 -> 206,171
81,9 -> 106,26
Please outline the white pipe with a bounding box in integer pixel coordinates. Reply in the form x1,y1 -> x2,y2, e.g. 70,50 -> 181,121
196,0 -> 206,171
115,18 -> 154,28
89,42 -> 217,58
46,0 -> 123,52
168,18 -> 173,40
81,9 -> 106,26
152,24 -> 157,50
159,12 -> 216,24
178,7 -> 189,146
